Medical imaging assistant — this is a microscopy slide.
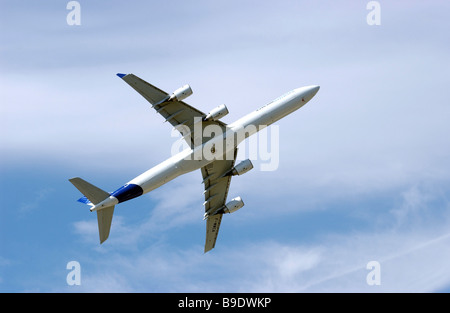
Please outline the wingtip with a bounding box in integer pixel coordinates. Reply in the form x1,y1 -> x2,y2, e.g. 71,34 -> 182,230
116,73 -> 127,78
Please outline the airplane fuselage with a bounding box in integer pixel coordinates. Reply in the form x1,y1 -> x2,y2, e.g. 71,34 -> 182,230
91,85 -> 320,211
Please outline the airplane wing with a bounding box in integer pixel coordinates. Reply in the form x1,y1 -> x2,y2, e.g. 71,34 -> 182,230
117,73 -> 236,252
117,73 -> 227,147
202,149 -> 238,253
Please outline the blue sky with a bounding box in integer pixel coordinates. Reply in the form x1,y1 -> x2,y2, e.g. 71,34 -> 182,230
1,0 -> 450,292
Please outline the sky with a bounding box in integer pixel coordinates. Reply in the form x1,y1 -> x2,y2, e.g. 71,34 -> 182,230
1,0 -> 450,292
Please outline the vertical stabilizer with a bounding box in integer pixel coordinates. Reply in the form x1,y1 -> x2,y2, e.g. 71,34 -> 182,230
97,206 -> 114,243
69,177 -> 115,244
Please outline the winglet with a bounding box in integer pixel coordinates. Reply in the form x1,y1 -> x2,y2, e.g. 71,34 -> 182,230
116,73 -> 127,78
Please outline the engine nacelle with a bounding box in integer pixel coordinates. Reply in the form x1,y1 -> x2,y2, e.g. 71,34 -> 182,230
169,84 -> 193,102
231,159 -> 254,176
223,196 -> 245,214
204,104 -> 229,121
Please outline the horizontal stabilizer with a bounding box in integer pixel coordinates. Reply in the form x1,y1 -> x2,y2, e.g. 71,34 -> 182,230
69,177 -> 109,205
69,177 -> 115,244
77,196 -> 91,205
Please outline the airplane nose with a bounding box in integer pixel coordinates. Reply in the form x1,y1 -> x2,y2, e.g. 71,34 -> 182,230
301,85 -> 320,103
309,85 -> 320,96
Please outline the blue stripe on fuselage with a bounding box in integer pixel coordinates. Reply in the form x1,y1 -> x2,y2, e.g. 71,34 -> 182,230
110,184 -> 143,203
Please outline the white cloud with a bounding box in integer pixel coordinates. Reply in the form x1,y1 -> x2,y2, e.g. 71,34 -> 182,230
18,188 -> 54,215
65,227 -> 450,292
67,178 -> 450,293
72,173 -> 203,250
3,0 -> 450,293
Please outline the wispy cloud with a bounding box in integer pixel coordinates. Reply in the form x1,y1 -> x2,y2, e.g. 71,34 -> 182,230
18,188 -> 54,216
3,0 -> 450,293
63,228 -> 450,292
72,174 -> 202,249
67,179 -> 450,293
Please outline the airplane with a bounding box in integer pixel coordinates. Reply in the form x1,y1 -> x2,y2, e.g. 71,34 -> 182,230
69,73 -> 320,252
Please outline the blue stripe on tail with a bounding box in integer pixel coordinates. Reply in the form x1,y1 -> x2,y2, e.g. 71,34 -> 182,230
77,196 -> 91,205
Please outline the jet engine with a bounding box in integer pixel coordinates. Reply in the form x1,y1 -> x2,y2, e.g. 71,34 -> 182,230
204,196 -> 245,219
169,84 -> 193,102
230,159 -> 254,176
223,196 -> 245,214
203,104 -> 229,121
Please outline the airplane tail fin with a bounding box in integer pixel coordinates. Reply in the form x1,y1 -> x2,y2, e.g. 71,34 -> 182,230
96,206 -> 115,244
69,177 -> 114,244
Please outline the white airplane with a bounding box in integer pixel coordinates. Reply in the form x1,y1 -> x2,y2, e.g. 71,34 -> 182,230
69,73 -> 319,252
